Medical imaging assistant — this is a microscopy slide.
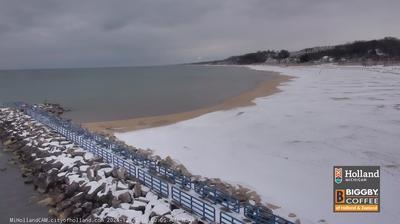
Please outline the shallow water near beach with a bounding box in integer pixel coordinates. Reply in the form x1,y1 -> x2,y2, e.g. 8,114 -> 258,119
0,65 -> 276,123
0,144 -> 49,223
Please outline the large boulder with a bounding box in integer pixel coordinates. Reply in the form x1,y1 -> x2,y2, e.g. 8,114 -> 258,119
69,192 -> 85,204
3,137 -> 18,146
65,182 -> 80,197
111,198 -> 121,208
34,172 -> 49,193
100,190 -> 115,205
133,183 -> 142,198
118,192 -> 132,203
72,207 -> 83,217
58,206 -> 74,220
85,182 -> 106,200
56,199 -> 73,212
68,149 -> 86,157
86,168 -> 95,181
45,170 -> 60,188
82,202 -> 93,213
38,197 -> 56,207
116,169 -> 126,180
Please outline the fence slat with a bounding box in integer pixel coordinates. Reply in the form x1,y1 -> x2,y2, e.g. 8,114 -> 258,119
171,187 -> 215,222
220,212 -> 244,224
138,168 -> 169,197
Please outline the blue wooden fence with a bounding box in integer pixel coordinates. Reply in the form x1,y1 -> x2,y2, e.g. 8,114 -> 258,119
3,102 -> 296,224
220,212 -> 244,224
171,187 -> 215,222
112,154 -> 137,177
244,204 -> 293,224
150,164 -> 192,189
138,168 -> 169,197
194,182 -> 241,213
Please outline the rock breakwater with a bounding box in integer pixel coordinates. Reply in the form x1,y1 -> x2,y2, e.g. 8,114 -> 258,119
0,107 -> 197,224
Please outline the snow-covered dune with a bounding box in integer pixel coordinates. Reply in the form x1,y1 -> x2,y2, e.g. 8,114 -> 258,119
116,65 -> 400,224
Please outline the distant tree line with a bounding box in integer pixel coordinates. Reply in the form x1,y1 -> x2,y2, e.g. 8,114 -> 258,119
194,37 -> 400,65
299,37 -> 400,62
222,49 -> 290,64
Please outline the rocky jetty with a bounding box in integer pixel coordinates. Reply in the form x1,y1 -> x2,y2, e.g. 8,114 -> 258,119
39,103 -> 70,116
0,107 -> 198,224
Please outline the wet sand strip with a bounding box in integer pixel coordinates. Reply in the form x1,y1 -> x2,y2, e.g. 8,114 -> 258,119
83,72 -> 292,134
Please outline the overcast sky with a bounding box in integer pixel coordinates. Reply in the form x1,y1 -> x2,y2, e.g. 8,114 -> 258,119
0,0 -> 399,69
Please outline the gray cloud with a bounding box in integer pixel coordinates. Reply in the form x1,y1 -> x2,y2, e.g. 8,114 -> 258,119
0,0 -> 399,69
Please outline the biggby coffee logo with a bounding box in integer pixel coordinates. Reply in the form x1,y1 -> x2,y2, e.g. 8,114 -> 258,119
335,189 -> 345,203
333,166 -> 380,212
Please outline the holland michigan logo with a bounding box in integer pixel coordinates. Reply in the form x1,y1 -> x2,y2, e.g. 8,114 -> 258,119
335,168 -> 342,184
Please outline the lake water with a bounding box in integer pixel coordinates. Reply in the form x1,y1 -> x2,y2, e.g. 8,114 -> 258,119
0,144 -> 49,223
0,65 -> 275,220
0,65 -> 275,123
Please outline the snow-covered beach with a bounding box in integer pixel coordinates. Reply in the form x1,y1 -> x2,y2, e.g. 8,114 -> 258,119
116,65 -> 400,224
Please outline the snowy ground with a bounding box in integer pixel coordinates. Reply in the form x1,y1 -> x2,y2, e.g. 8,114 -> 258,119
116,65 -> 400,224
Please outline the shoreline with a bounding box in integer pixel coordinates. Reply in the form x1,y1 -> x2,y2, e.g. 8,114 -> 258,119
83,70 -> 293,133
114,64 -> 400,223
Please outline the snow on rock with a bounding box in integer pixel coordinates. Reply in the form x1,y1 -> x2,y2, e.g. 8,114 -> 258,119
84,152 -> 95,161
97,206 -> 144,223
131,200 -> 148,208
79,165 -> 89,172
170,209 -> 196,223
65,173 -> 86,185
45,154 -> 85,170
116,65 -> 400,224
145,191 -> 158,202
0,108 -> 198,224
95,191 -> 176,224
151,200 -> 171,216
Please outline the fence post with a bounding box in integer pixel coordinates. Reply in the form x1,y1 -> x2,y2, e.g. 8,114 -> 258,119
190,193 -> 193,212
150,175 -> 154,191
203,203 -> 205,221
179,188 -> 182,205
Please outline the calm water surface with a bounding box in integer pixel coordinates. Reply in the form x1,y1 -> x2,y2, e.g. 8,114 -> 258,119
0,65 -> 275,220
0,65 -> 275,123
0,144 -> 49,223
